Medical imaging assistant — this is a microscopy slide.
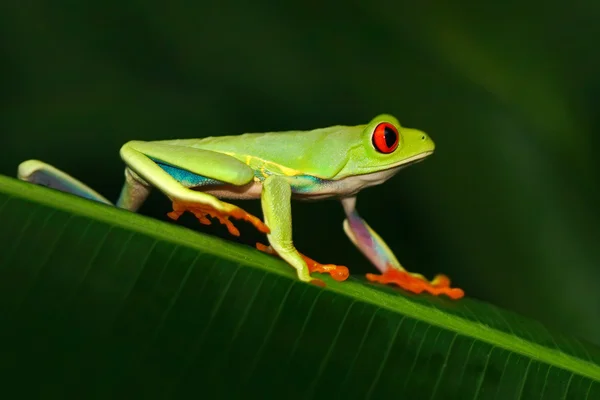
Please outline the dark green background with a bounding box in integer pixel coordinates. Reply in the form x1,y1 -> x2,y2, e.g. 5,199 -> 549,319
1,1 -> 599,346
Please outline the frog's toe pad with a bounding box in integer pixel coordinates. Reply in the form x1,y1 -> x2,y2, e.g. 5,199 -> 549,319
366,270 -> 464,300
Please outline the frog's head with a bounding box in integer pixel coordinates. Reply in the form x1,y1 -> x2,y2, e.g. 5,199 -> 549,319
338,114 -> 435,178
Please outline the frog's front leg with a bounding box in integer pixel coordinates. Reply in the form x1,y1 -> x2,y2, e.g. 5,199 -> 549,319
259,175 -> 348,286
340,196 -> 464,299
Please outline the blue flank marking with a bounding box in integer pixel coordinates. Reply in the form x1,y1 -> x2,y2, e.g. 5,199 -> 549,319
153,158 -> 331,192
155,161 -> 224,188
290,175 -> 330,194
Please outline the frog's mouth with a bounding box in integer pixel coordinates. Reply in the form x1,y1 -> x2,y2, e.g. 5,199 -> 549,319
347,150 -> 433,177
388,150 -> 433,169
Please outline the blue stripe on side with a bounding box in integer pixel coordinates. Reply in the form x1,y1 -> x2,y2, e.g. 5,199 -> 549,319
290,174 -> 332,194
154,160 -> 332,192
156,161 -> 224,188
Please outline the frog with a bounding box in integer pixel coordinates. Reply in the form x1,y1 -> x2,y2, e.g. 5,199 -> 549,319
17,114 -> 464,299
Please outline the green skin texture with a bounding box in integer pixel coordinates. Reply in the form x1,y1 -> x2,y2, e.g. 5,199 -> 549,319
18,114 -> 435,285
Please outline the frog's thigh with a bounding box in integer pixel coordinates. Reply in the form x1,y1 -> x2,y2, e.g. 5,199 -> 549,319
125,141 -> 255,185
260,175 -> 312,282
119,141 -> 254,212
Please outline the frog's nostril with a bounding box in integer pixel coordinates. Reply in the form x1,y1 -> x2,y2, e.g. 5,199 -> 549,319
421,135 -> 426,140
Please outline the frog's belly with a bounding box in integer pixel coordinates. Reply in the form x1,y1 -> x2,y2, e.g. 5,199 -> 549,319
158,160 -> 404,201
195,167 -> 403,201
197,181 -> 341,201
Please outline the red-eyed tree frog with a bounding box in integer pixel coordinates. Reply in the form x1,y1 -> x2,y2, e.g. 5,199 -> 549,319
17,114 -> 464,299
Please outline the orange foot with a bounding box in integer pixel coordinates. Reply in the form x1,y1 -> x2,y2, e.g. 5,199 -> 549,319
366,268 -> 464,300
167,200 -> 270,237
256,243 -> 349,284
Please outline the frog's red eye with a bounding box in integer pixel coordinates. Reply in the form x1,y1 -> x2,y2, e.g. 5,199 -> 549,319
372,122 -> 399,153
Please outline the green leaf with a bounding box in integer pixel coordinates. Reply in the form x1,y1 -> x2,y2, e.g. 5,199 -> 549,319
0,174 -> 599,399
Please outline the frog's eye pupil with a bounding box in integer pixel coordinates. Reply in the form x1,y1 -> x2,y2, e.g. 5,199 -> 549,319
384,127 -> 396,148
372,122 -> 399,154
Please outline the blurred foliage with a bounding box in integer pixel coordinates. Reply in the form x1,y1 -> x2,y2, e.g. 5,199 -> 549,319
1,0 -> 600,347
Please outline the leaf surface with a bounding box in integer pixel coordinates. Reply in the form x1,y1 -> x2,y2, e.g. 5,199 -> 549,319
0,175 -> 598,399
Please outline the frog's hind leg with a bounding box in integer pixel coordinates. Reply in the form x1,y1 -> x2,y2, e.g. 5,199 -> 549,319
119,141 -> 269,236
17,160 -> 113,205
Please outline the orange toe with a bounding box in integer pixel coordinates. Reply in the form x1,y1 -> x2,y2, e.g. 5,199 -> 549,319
255,243 -> 349,282
297,252 -> 349,282
305,260 -> 349,282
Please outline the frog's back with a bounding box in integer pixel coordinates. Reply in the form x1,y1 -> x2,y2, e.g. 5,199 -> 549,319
161,124 -> 364,179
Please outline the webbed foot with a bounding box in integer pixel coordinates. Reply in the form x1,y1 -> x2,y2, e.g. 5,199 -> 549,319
366,267 -> 464,299
168,200 -> 270,237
